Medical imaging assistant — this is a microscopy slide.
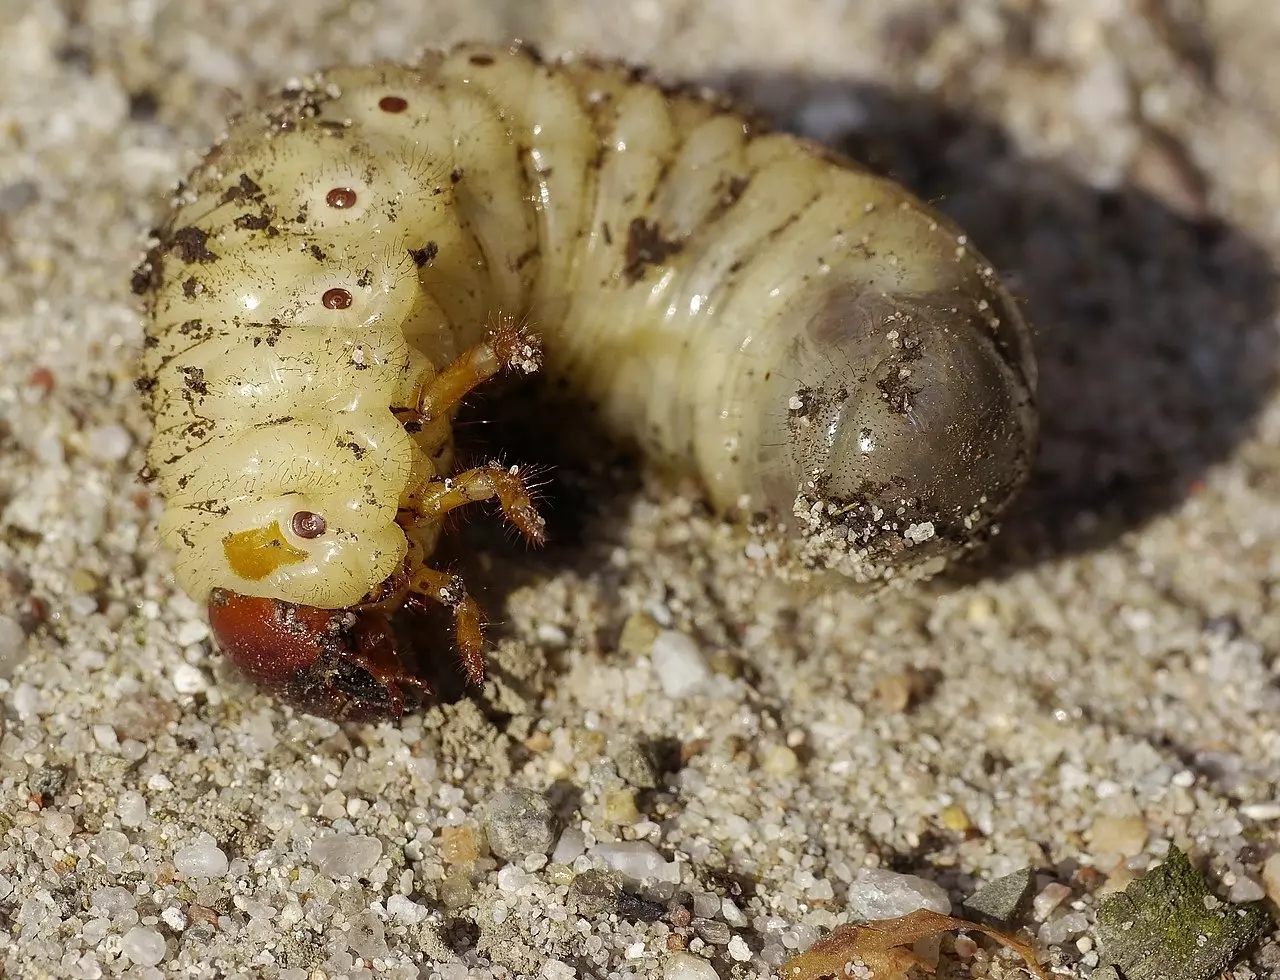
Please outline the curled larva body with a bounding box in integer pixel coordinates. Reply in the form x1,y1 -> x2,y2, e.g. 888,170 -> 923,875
133,42 -> 1036,719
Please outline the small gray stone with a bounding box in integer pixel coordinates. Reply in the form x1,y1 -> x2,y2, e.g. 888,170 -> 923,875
591,840 -> 681,885
650,630 -> 711,698
663,952 -> 719,980
963,867 -> 1035,925
121,925 -> 166,967
847,867 -> 951,920
568,869 -> 623,916
309,833 -> 382,878
0,180 -> 38,215
692,917 -> 732,944
484,786 -> 558,862
346,910 -> 388,959
691,892 -> 720,918
551,827 -> 587,864
609,734 -> 659,789
87,755 -> 131,782
173,834 -> 229,878
28,765 -> 68,800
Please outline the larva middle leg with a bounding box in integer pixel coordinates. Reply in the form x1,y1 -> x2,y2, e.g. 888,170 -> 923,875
134,42 -> 1038,720
405,464 -> 547,547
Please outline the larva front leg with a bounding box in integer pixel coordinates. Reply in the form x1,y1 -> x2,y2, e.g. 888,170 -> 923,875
400,318 -> 543,448
410,319 -> 543,423
405,566 -> 487,687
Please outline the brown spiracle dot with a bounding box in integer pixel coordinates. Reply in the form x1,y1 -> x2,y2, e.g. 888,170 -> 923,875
325,187 -> 357,209
291,511 -> 327,539
378,95 -> 408,113
321,287 -> 352,310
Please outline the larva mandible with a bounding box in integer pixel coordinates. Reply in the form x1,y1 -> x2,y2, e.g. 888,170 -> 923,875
132,41 -> 1037,721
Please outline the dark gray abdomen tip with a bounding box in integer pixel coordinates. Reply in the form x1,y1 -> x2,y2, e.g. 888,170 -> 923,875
757,284 -> 1037,576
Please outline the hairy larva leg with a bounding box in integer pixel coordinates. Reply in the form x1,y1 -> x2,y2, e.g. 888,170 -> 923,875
408,463 -> 548,545
406,566 -> 487,686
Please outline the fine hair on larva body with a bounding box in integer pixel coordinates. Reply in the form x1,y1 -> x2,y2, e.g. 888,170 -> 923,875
132,41 -> 1037,718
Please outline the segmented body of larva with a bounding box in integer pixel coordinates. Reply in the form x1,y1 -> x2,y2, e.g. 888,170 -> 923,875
133,41 -> 1037,720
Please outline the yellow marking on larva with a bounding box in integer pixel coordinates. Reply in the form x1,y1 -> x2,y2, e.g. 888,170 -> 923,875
222,523 -> 308,581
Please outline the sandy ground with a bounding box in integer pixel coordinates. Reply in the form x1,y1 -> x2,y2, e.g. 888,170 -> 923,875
3,0 -> 1280,977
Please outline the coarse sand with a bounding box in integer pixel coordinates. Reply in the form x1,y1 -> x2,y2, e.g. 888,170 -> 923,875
3,1 -> 1280,977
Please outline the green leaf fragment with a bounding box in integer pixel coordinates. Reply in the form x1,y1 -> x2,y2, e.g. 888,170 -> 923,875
1096,846 -> 1268,980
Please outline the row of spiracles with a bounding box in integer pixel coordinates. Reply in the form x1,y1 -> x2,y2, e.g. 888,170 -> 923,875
132,40 -> 1038,721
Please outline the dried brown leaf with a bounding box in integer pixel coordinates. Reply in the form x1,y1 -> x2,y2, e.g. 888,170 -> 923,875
781,908 -> 1050,980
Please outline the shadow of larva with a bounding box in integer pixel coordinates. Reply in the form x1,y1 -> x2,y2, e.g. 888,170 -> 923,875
131,41 -> 1039,721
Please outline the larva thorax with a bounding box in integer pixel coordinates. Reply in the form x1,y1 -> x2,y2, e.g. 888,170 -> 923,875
138,61 -> 517,610
134,42 -> 1036,718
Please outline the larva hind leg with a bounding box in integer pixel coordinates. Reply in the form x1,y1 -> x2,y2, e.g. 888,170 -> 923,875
400,463 -> 547,688
407,566 -> 487,686
399,317 -> 543,452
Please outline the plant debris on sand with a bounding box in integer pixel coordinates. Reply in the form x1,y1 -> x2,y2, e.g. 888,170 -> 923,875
781,908 -> 1050,980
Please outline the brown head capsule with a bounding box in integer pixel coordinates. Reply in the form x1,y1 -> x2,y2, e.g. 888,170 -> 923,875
206,588 -> 429,722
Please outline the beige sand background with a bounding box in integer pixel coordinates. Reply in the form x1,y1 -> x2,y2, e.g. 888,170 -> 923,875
2,0 -> 1280,977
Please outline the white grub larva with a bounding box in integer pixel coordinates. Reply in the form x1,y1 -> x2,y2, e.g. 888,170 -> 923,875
132,42 -> 1037,720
